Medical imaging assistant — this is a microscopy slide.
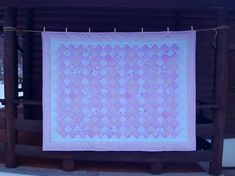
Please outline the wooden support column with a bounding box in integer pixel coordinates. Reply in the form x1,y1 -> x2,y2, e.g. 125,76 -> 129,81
4,7 -> 18,168
209,8 -> 229,176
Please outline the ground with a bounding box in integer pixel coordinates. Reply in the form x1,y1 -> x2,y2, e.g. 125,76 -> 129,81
0,164 -> 235,176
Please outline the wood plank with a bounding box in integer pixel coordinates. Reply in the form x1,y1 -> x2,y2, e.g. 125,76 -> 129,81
13,100 -> 42,106
34,15 -> 176,23
196,124 -> 215,138
15,144 -> 213,163
15,119 -> 42,132
0,0 -> 232,9
33,8 -> 176,17
197,104 -> 218,109
3,6 -> 17,168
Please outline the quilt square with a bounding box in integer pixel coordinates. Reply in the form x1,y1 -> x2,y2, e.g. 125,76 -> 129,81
42,31 -> 196,151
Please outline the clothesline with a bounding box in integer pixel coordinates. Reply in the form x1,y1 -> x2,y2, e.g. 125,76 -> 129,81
1,25 -> 230,33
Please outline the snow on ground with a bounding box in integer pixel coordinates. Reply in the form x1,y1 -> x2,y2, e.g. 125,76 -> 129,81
0,82 -> 4,108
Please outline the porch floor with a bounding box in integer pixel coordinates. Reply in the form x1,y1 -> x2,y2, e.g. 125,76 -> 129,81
0,164 -> 234,176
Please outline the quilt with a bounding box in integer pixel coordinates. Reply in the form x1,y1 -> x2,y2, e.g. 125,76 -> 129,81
42,31 -> 196,151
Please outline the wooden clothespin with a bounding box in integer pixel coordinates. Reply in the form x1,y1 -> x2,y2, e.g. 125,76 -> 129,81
167,27 -> 170,32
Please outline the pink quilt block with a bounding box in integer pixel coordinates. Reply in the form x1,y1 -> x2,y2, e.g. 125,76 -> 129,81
42,31 -> 196,151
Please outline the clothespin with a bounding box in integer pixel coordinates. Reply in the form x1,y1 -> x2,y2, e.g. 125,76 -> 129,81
191,26 -> 194,31
167,27 -> 170,32
43,27 -> 46,32
65,27 -> 68,32
114,28 -> 116,32
141,27 -> 144,32
88,27 -> 91,32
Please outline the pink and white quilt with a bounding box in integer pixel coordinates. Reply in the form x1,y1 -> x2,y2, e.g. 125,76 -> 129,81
42,31 -> 196,151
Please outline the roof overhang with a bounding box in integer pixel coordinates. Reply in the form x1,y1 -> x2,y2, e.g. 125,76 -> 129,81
0,0 -> 234,9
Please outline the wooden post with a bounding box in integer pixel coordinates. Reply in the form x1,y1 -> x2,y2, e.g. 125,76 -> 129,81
4,6 -> 18,168
209,8 -> 229,176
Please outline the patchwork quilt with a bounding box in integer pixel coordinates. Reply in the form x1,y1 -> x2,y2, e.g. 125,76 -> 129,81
42,31 -> 196,151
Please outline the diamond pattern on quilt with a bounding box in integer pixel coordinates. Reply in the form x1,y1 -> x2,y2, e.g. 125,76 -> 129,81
55,43 -> 181,139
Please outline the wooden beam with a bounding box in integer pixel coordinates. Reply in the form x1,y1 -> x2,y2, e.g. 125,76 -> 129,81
14,119 -> 41,132
15,144 -> 213,163
13,100 -> 41,106
209,8 -> 229,176
0,0 -> 233,9
197,104 -> 218,109
3,6 -> 18,168
196,124 -> 215,138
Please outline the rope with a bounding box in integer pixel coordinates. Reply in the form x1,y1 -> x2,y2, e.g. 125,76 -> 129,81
1,25 -> 230,33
